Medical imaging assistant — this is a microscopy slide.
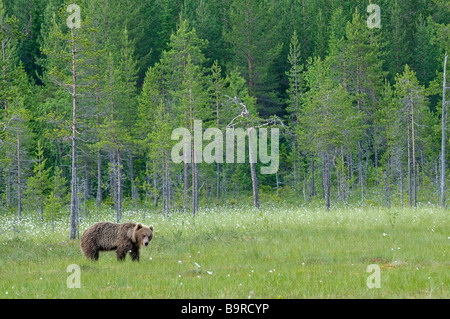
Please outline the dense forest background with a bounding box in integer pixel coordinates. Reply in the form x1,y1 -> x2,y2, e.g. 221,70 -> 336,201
0,0 -> 449,235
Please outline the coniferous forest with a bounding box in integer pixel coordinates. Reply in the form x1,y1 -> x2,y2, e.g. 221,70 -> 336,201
0,0 -> 449,239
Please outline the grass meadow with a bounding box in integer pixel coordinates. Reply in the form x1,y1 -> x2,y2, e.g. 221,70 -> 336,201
0,202 -> 449,299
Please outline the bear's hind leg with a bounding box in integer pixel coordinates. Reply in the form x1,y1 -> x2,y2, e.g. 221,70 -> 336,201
92,250 -> 99,261
82,244 -> 99,261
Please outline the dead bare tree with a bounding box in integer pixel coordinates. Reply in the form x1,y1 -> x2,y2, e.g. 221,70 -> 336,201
227,97 -> 284,208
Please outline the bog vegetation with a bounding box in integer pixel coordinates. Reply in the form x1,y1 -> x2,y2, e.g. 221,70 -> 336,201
0,202 -> 449,298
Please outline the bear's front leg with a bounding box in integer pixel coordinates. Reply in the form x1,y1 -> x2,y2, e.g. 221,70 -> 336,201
116,246 -> 128,261
130,249 -> 140,261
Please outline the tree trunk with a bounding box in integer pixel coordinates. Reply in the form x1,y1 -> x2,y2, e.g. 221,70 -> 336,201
309,154 -> 315,201
83,155 -> 88,220
407,116 -> 412,208
216,75 -> 221,202
248,126 -> 259,208
400,165 -> 404,208
129,152 -> 137,209
411,91 -> 417,207
152,159 -> 159,208
96,149 -> 102,220
190,92 -> 198,216
385,155 -> 391,208
323,152 -> 331,211
116,147 -> 122,223
16,128 -> 22,223
69,27 -> 78,240
184,162 -> 189,209
358,141 -> 364,207
110,151 -> 117,215
441,53 -> 448,207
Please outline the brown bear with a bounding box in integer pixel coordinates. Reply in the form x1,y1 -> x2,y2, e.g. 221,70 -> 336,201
80,222 -> 153,261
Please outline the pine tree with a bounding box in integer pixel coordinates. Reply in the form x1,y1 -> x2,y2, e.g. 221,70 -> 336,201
330,9 -> 385,207
0,2 -> 34,220
301,56 -> 360,210
393,65 -> 429,207
0,64 -> 33,221
98,50 -> 135,222
161,17 -> 209,215
375,80 -> 396,207
41,0 -> 97,238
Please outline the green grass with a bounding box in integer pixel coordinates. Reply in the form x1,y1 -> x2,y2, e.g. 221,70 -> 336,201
0,203 -> 449,298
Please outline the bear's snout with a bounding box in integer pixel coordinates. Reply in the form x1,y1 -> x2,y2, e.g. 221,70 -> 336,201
142,236 -> 151,247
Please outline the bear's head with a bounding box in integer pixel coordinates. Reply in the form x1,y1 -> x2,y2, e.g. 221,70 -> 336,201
132,223 -> 154,247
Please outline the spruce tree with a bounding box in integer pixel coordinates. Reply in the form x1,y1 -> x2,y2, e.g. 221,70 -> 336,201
24,141 -> 51,222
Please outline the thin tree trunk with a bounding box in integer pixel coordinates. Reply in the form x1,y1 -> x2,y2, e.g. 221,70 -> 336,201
16,128 -> 22,223
407,116 -> 412,208
216,74 -> 221,202
96,149 -> 102,220
245,118 -> 259,208
38,149 -> 44,223
385,155 -> 391,208
129,152 -> 137,209
217,163 -> 220,202
144,158 -> 149,219
411,91 -> 417,207
69,26 -> 78,240
116,147 -> 122,223
110,151 -> 117,215
190,86 -> 198,216
6,168 -> 11,209
441,53 -> 448,207
152,159 -> 159,207
309,154 -> 315,201
323,152 -> 330,211
222,164 -> 227,199
184,162 -> 189,209
358,141 -> 364,207
84,156 -> 88,220
400,165 -> 404,208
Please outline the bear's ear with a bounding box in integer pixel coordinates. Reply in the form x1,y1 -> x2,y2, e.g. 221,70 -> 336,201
149,225 -> 153,231
131,223 -> 143,243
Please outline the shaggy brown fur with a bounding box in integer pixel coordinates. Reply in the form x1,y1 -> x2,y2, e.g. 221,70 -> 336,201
80,222 -> 153,261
